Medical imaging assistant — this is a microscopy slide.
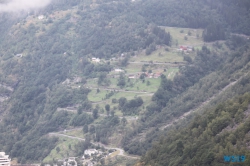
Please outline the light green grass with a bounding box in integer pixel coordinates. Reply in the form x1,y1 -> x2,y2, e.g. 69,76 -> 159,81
85,78 -> 98,87
131,48 -> 184,63
104,155 -> 137,166
129,27 -> 204,64
88,89 -> 108,102
125,63 -> 143,73
165,68 -> 179,80
124,78 -> 160,92
86,78 -> 117,88
43,137 -> 79,162
107,78 -> 119,88
92,91 -> 153,115
64,129 -> 85,138
162,26 -> 204,47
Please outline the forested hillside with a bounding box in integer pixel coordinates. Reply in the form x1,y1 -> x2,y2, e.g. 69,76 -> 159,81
139,0 -> 250,35
0,0 -> 249,165
122,38 -> 250,155
141,93 -> 250,166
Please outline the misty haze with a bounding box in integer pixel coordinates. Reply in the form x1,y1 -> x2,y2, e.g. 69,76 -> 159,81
0,0 -> 51,12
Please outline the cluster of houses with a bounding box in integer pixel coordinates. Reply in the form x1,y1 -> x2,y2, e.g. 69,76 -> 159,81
57,157 -> 77,166
82,149 -> 102,159
128,72 -> 162,79
55,149 -> 104,166
80,148 -> 115,166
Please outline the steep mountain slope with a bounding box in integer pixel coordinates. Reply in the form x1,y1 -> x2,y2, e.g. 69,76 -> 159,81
0,0 -> 249,164
122,38 -> 250,153
140,93 -> 250,166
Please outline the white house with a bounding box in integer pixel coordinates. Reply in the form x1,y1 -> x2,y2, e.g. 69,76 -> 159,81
84,149 -> 99,156
91,58 -> 100,63
128,75 -> 135,79
16,54 -> 23,57
114,69 -> 124,72
38,15 -> 45,20
0,152 -> 11,166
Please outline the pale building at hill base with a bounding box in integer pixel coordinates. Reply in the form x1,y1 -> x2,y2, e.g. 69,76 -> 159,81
0,152 -> 11,166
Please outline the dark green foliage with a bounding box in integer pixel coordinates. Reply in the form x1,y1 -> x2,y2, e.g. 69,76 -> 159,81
151,46 -> 223,109
70,113 -> 93,126
226,35 -> 248,50
119,97 -> 143,115
202,24 -> 225,42
120,56 -> 130,67
141,93 -> 250,166
105,104 -> 110,115
123,41 -> 250,156
94,116 -> 120,144
83,124 -> 88,133
183,55 -> 192,63
92,109 -> 99,119
81,62 -> 113,78
117,73 -> 126,88
138,0 -> 250,35
119,97 -> 127,108
48,111 -> 71,130
10,137 -> 58,163
74,137 -> 91,156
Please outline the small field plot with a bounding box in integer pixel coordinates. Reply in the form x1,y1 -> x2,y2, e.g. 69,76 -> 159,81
131,47 -> 184,63
43,137 -> 79,162
163,26 -> 204,47
107,78 -> 119,88
88,89 -> 108,102
104,154 -> 138,166
85,78 -> 118,89
64,128 -> 84,139
91,92 -> 152,115
125,78 -> 161,93
137,94 -> 153,108
165,68 -> 179,80
125,63 -> 143,73
85,78 -> 98,88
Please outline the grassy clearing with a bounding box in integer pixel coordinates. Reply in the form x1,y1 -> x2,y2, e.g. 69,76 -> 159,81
130,26 -> 204,64
131,47 -> 184,63
64,129 -> 84,138
107,78 -> 118,88
163,26 -> 204,47
165,68 -> 179,80
124,78 -> 160,92
91,91 -> 152,116
88,89 -> 107,102
85,78 -> 98,87
87,74 -> 161,91
91,91 -> 141,104
125,63 -> 143,73
104,155 -> 138,166
43,137 -> 79,162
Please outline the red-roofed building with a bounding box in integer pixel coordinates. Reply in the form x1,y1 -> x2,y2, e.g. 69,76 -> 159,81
180,46 -> 187,50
